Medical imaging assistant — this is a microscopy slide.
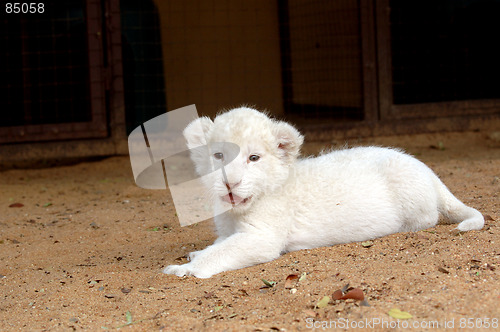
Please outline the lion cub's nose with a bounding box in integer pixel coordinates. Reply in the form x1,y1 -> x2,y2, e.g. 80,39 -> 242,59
224,181 -> 241,190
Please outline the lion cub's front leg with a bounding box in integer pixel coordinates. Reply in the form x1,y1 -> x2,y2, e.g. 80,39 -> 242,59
163,232 -> 281,278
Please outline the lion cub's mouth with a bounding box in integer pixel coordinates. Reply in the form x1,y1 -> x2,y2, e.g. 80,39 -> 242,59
221,193 -> 252,206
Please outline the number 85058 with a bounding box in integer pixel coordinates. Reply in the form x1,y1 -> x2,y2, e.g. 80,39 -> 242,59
6,3 -> 45,14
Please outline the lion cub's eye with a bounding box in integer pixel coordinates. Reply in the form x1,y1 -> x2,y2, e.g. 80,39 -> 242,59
248,154 -> 260,162
213,152 -> 224,160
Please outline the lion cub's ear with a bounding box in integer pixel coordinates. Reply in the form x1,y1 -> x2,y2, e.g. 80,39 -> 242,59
272,121 -> 304,162
183,117 -> 214,149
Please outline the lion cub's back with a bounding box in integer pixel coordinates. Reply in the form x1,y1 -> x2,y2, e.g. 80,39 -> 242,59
295,145 -> 410,184
285,146 -> 423,249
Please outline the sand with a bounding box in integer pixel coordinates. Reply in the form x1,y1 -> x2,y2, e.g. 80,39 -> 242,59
1,131 -> 499,331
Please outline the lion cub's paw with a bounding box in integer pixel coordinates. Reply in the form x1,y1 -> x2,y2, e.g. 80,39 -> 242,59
162,264 -> 190,277
162,263 -> 213,279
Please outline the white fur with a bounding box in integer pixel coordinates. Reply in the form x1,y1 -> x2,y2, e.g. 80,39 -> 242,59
163,107 -> 484,278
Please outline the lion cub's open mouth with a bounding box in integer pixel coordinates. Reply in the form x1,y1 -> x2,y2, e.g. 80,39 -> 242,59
221,193 -> 252,206
222,182 -> 251,206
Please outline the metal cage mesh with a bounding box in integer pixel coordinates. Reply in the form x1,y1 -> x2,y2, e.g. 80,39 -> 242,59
1,0 -> 91,128
280,0 -> 364,121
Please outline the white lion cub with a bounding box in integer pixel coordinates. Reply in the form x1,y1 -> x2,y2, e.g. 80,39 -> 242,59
163,107 -> 484,278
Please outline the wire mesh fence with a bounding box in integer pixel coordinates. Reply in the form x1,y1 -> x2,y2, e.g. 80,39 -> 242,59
0,0 -> 109,143
1,0 -> 499,145
280,0 -> 364,121
1,0 -> 91,128
120,0 -> 166,134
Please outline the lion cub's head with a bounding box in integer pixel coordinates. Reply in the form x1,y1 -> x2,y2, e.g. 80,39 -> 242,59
183,107 -> 303,212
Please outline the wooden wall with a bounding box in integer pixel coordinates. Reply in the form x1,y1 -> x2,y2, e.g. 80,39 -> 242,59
154,0 -> 284,117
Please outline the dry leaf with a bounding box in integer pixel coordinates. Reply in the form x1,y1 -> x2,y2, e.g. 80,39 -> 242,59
361,241 -> 374,248
438,267 -> 450,274
388,308 -> 413,319
316,295 -> 330,308
261,279 -> 276,288
125,311 -> 133,324
332,288 -> 365,301
284,274 -> 298,289
332,289 -> 344,300
9,203 -> 24,208
343,288 -> 364,301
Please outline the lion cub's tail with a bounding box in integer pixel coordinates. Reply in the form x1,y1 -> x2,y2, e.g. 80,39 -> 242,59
434,177 -> 484,232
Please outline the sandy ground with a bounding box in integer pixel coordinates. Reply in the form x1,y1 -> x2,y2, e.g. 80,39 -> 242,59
1,131 -> 499,331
